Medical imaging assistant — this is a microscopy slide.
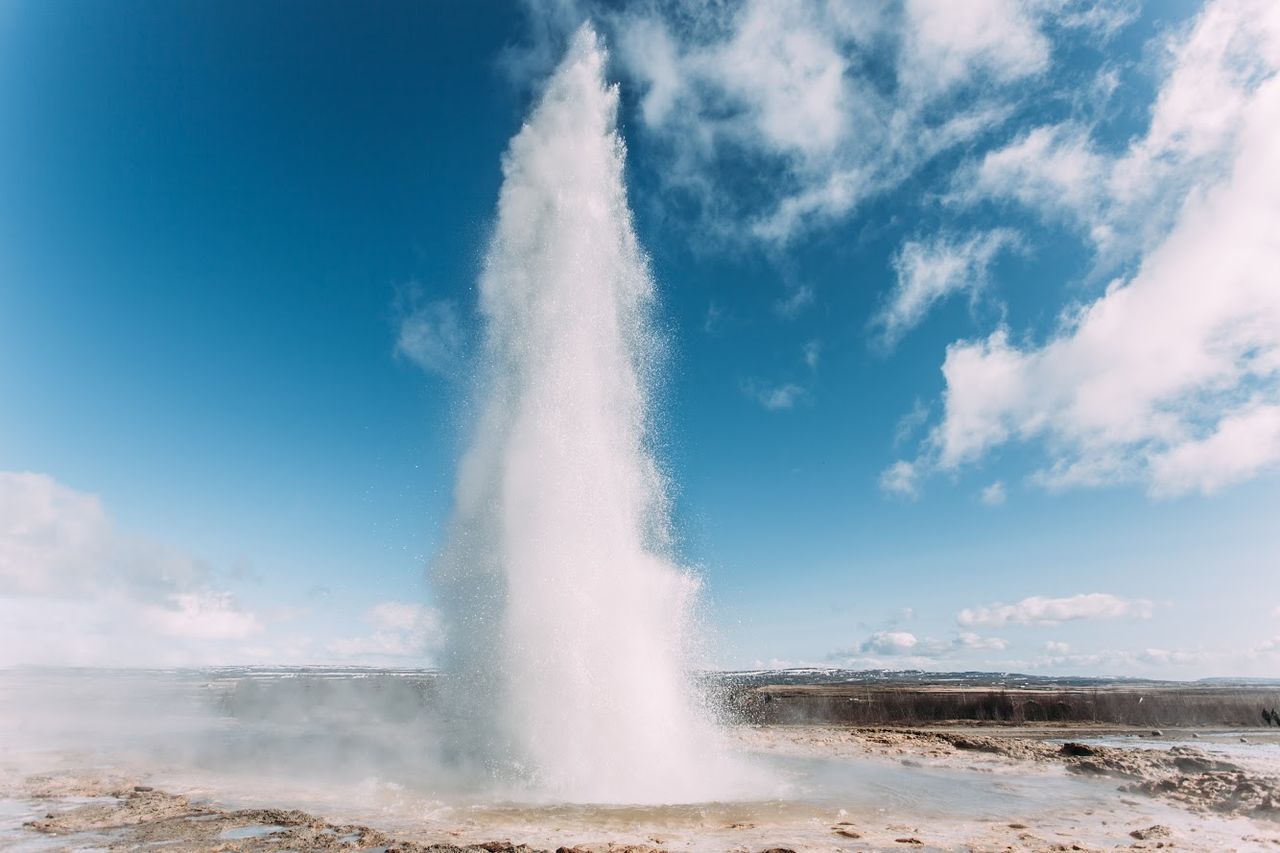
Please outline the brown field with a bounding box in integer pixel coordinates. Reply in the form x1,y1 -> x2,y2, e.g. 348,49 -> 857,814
726,681 -> 1280,726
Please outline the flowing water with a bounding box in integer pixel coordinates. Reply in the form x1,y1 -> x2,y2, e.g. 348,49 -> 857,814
431,25 -> 737,804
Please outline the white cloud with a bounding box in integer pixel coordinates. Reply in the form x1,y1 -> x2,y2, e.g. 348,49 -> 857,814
0,471 -> 264,666
954,631 -> 1008,651
1147,402 -> 1280,497
925,0 -> 1280,497
612,0 -> 1061,245
144,591 -> 261,641
836,629 -> 1008,664
1055,0 -> 1140,40
394,283 -> 465,376
1044,640 -> 1070,655
878,459 -> 920,499
742,379 -> 805,411
979,480 -> 1007,506
875,229 -> 1018,348
859,630 -> 919,655
894,399 -> 931,448
327,601 -> 442,660
957,592 -> 1154,627
957,0 -> 1280,266
960,123 -> 1106,229
900,0 -> 1050,95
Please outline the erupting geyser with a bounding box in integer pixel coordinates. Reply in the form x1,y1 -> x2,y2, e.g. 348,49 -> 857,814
433,26 -> 737,803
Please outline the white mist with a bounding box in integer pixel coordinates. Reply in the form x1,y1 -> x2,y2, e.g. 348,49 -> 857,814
433,25 -> 738,804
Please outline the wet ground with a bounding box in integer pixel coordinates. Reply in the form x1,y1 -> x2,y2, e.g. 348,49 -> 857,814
2,669 -> 1279,851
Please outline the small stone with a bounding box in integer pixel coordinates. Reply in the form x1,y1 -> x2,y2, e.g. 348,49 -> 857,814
1130,824 -> 1172,841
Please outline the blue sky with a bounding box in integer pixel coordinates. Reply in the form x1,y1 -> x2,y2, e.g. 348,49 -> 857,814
2,0 -> 1278,676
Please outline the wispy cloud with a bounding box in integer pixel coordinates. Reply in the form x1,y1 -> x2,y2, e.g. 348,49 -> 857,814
803,339 -> 822,371
742,379 -> 805,411
773,284 -> 815,319
873,229 -> 1019,349
833,628 -> 1008,664
957,593 -> 1154,627
393,282 -> 465,376
327,601 -> 442,660
979,480 -> 1006,506
611,0 -> 1062,246
893,399 -> 931,448
878,459 -> 920,499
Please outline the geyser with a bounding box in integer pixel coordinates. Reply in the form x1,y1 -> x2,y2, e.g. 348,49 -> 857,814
433,26 -> 734,803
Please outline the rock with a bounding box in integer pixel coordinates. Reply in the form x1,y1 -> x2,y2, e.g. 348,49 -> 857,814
1174,754 -> 1214,773
894,838 -> 924,845
1060,742 -> 1099,757
1150,730 -> 1163,737
133,785 -> 154,792
1129,824 -> 1172,840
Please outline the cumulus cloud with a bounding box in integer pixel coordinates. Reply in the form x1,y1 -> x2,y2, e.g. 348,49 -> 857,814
957,592 -> 1154,627
0,471 -> 264,666
923,0 -> 1280,497
859,630 -> 920,656
980,480 -> 1007,505
393,282 -> 465,376
874,229 -> 1018,348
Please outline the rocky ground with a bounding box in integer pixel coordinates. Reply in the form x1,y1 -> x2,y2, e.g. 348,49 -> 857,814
6,726 -> 1280,852
795,727 -> 1280,820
